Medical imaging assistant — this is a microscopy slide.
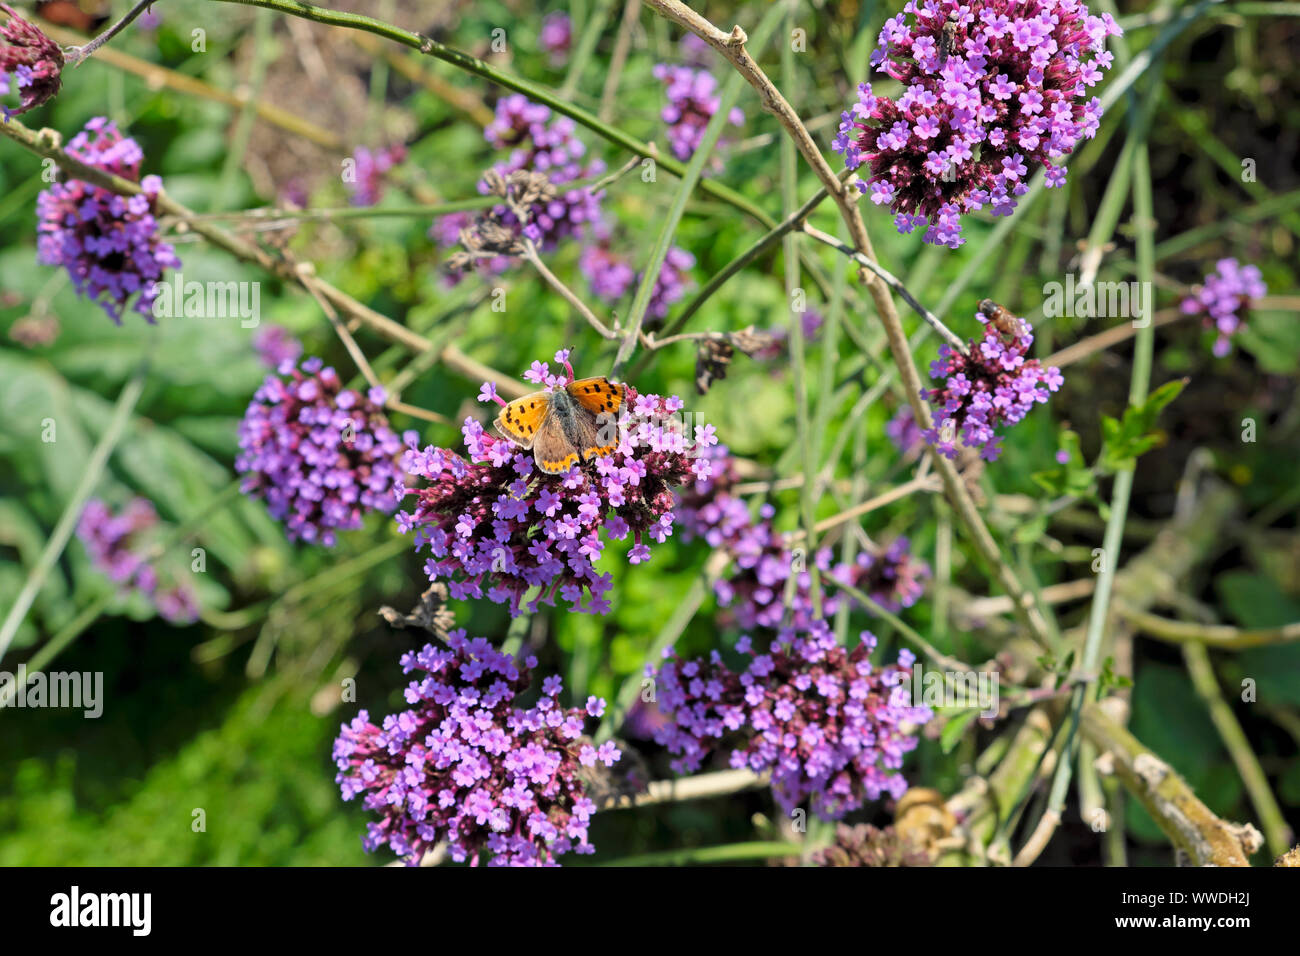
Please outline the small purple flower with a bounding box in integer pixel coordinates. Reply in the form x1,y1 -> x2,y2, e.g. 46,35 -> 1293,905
36,118 -> 180,324
832,0 -> 1121,247
252,325 -> 302,370
886,405 -> 925,459
539,12 -> 571,66
346,144 -> 406,207
652,62 -> 745,161
653,620 -> 931,819
676,445 -> 930,630
1179,258 -> 1267,357
579,243 -> 695,330
236,356 -> 406,546
77,498 -> 198,624
333,632 -> 619,866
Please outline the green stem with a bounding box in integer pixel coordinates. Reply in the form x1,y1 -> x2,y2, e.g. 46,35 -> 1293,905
1182,642 -> 1292,856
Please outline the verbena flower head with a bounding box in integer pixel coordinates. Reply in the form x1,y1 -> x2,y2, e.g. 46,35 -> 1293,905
1,3 -> 63,115
579,243 -> 636,301
236,356 -> 406,546
346,144 -> 406,207
539,12 -> 572,66
252,324 -> 302,369
333,631 -> 620,866
77,498 -> 198,624
677,445 -> 929,629
579,243 -> 695,330
36,117 -> 180,324
886,404 -> 926,458
1180,257 -> 1267,357
652,621 -> 931,819
833,0 -> 1121,248
397,351 -> 717,616
922,310 -> 1062,461
652,63 -> 745,161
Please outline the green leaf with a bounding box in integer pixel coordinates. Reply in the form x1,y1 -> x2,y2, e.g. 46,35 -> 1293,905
1098,379 -> 1187,471
939,708 -> 981,753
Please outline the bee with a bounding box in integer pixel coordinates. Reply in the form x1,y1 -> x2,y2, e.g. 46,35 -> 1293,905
937,12 -> 960,69
978,298 -> 1026,342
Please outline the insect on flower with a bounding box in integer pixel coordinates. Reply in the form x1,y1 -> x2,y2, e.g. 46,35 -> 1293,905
937,11 -> 960,69
495,370 -> 628,474
978,298 -> 1026,343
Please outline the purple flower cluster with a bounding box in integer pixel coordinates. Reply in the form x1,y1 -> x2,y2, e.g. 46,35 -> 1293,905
36,118 -> 180,324
1179,257 -> 1267,357
397,352 -> 717,616
579,243 -> 695,329
346,144 -> 407,207
677,445 -> 930,629
652,63 -> 745,161
886,404 -> 926,458
236,356 -> 407,546
652,621 -> 931,819
252,324 -> 302,369
333,631 -> 620,866
0,3 -> 62,115
922,311 -> 1063,461
832,0 -> 1120,247
77,498 -> 198,624
539,12 -> 571,66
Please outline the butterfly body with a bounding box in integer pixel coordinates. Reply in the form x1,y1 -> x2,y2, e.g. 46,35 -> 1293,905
495,377 -> 627,474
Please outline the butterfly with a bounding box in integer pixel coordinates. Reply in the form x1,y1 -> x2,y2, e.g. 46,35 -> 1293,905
494,377 -> 628,474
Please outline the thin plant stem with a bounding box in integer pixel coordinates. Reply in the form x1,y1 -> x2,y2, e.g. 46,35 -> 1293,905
1182,641 -> 1292,856
63,0 -> 158,66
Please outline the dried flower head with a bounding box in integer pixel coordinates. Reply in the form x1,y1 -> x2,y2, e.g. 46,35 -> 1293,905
813,822 -> 935,867
434,95 -> 604,280
1,3 -> 63,115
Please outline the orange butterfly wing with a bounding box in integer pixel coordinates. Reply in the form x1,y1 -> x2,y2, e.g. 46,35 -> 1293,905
564,377 -> 627,460
494,391 -> 551,449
